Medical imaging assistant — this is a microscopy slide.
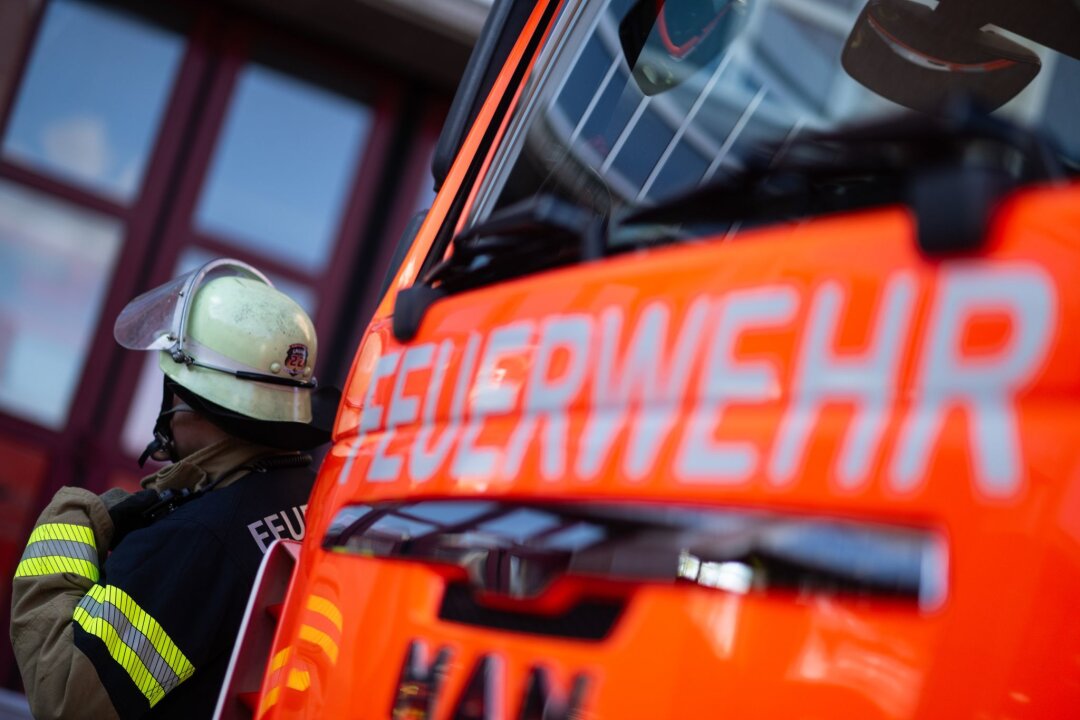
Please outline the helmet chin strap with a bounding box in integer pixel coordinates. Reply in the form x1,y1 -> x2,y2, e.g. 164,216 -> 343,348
138,378 -> 192,467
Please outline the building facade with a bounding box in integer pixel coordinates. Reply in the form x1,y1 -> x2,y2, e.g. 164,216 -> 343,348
0,0 -> 486,692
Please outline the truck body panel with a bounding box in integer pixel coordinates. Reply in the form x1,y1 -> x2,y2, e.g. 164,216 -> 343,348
218,0 -> 1080,716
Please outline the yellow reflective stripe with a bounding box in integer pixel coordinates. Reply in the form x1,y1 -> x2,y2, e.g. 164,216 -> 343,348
259,647 -> 292,718
286,670 -> 310,692
298,624 -> 339,664
258,686 -> 282,717
16,523 -> 99,581
73,605 -> 165,706
306,595 -> 343,632
15,556 -> 98,582
270,647 -> 292,671
86,585 -> 195,681
29,523 -> 96,547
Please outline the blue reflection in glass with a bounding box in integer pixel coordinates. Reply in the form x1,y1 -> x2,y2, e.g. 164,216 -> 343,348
404,501 -> 497,527
477,509 -> 561,545
370,515 -> 437,541
539,522 -> 606,551
2,0 -> 185,202
1044,56 -> 1080,159
0,180 -> 123,429
195,64 -> 372,274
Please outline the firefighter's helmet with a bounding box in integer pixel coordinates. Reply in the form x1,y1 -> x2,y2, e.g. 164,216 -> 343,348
115,258 -> 336,462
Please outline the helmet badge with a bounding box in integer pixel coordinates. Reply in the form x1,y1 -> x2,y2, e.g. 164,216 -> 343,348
284,344 -> 309,376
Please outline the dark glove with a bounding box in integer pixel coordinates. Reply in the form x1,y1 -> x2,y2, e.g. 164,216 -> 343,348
100,488 -> 160,550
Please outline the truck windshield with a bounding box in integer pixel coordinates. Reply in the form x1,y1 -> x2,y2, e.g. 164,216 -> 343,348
467,0 -> 1080,226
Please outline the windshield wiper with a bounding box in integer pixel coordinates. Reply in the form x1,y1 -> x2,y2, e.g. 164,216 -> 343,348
619,103 -> 1067,255
392,105 -> 1064,343
428,194 -> 607,290
393,194 -> 607,341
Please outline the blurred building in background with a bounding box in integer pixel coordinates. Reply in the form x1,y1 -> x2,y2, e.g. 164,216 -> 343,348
0,0 -> 487,693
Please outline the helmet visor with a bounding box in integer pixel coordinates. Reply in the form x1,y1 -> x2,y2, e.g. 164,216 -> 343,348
114,259 -> 272,351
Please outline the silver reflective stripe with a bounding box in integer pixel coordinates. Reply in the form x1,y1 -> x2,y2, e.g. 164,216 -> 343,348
75,592 -> 184,695
16,525 -> 99,582
21,538 -> 97,565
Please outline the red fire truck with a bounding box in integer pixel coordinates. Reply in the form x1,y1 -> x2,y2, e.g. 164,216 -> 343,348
216,0 -> 1080,717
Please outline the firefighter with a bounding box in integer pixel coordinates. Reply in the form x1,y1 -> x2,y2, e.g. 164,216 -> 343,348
10,259 -> 340,719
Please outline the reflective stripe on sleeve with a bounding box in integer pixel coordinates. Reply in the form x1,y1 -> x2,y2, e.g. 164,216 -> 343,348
15,523 -> 99,582
29,523 -> 96,546
74,585 -> 195,707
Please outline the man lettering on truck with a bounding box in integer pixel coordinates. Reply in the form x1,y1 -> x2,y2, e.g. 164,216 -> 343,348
9,259 -> 338,719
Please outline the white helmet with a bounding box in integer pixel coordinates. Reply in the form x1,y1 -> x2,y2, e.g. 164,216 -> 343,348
115,259 -> 334,461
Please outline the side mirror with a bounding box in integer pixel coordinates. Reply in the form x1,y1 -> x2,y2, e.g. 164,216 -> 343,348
841,0 -> 1040,113
619,0 -> 748,96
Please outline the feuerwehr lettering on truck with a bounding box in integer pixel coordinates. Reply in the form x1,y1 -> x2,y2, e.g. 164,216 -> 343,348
341,263 -> 1055,501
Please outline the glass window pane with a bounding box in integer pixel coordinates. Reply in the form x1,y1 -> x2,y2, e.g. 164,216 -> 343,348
0,180 -> 123,428
120,247 -> 317,459
1043,56 -> 1080,160
122,353 -> 168,461
194,63 -> 373,274
1,0 -> 185,203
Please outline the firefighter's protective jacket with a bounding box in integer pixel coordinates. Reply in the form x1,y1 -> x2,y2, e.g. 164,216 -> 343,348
10,438 -> 315,719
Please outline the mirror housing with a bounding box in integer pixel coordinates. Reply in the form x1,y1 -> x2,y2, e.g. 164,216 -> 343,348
842,0 -> 1040,113
620,0 -> 748,96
